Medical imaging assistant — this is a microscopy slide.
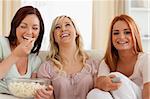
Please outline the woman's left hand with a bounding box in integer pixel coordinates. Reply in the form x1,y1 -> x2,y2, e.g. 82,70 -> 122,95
142,82 -> 150,99
34,85 -> 54,99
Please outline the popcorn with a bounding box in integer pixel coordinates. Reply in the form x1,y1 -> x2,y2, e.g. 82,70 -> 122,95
8,82 -> 46,98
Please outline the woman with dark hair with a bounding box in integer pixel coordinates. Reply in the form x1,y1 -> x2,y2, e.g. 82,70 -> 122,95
8,5 -> 44,54
87,14 -> 150,99
0,6 -> 45,94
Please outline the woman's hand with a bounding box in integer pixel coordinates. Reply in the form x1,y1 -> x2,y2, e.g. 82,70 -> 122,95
34,85 -> 54,99
12,37 -> 35,57
142,82 -> 150,99
95,75 -> 121,91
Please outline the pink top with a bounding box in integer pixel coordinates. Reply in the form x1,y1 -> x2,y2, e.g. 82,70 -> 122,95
37,58 -> 99,99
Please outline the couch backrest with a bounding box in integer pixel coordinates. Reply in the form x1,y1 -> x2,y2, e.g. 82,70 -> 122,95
39,49 -> 105,62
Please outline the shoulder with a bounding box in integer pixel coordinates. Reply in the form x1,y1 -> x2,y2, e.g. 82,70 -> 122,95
0,36 -> 10,58
39,60 -> 54,71
85,57 -> 101,75
37,60 -> 56,79
0,36 -> 8,41
136,52 -> 149,73
86,57 -> 100,68
29,54 -> 42,66
137,52 -> 150,84
99,59 -> 106,65
98,59 -> 109,69
30,54 -> 41,62
0,36 -> 9,44
99,59 -> 109,69
138,52 -> 149,61
98,59 -> 110,76
41,60 -> 54,66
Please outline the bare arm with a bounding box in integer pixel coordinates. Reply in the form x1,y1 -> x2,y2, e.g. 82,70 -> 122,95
142,82 -> 150,99
0,37 -> 35,79
0,54 -> 19,79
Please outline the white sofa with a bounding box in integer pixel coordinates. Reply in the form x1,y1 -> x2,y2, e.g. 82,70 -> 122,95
0,50 -> 105,99
39,49 -> 105,62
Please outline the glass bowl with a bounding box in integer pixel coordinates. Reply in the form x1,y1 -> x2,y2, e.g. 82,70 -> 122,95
6,78 -> 50,99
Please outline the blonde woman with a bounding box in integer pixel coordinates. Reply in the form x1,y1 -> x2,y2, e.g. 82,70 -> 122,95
37,15 -> 99,99
87,14 -> 150,99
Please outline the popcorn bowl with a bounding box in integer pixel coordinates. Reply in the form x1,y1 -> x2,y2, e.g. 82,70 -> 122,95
6,78 -> 50,99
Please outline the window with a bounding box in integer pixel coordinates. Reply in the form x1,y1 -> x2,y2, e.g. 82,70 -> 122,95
126,0 -> 150,52
21,0 -> 92,51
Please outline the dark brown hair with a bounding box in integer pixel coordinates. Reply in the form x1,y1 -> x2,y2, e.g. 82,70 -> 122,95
7,6 -> 44,54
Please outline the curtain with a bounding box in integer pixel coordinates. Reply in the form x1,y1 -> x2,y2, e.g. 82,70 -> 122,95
0,2 -> 2,36
0,0 -> 21,36
114,0 -> 125,15
92,0 -> 125,52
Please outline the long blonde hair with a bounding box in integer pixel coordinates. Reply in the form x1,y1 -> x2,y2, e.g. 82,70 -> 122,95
104,14 -> 143,72
47,15 -> 89,72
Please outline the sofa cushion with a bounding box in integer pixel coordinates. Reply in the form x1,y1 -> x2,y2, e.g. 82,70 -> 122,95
39,49 -> 104,62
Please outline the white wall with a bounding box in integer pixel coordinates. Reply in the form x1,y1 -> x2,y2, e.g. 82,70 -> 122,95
126,0 -> 150,52
21,0 -> 92,51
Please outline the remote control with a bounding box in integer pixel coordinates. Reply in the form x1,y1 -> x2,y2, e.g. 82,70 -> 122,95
111,77 -> 121,83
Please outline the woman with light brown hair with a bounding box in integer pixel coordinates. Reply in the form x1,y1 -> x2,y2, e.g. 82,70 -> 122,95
37,15 -> 99,99
87,14 -> 150,99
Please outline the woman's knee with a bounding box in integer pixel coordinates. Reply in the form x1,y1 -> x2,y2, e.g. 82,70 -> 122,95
87,88 -> 113,99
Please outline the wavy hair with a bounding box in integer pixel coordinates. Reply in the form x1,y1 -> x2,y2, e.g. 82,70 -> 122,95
47,15 -> 89,72
104,14 -> 143,72
7,6 -> 44,55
